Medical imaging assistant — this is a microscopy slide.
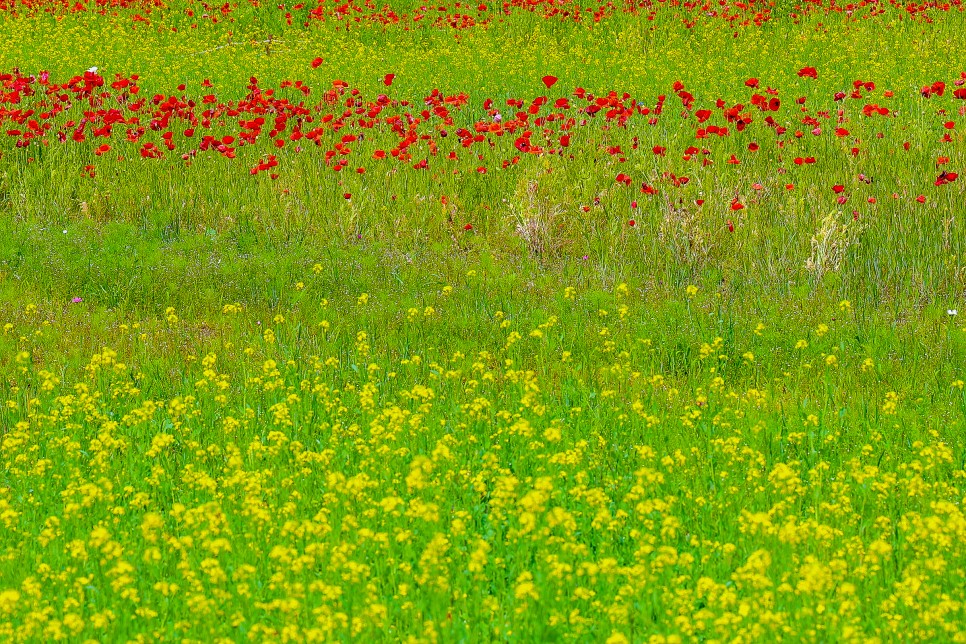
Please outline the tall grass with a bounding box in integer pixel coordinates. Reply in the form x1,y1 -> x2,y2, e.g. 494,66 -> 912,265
0,0 -> 965,640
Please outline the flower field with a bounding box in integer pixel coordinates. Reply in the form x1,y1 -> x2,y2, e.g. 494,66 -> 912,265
2,0 -> 966,640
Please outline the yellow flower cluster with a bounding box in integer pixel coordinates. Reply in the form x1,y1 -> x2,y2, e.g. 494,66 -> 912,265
0,281 -> 963,641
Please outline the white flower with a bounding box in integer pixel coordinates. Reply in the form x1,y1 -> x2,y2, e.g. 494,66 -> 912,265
87,66 -> 98,73
948,309 -> 958,316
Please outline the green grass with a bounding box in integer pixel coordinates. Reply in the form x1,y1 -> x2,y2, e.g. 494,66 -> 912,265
1,1 -> 966,640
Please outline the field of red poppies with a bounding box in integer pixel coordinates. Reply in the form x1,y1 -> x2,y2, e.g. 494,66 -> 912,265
1,0 -> 964,266
1,0 -> 966,641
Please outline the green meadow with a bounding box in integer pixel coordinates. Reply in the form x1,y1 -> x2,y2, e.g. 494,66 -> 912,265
0,0 -> 965,640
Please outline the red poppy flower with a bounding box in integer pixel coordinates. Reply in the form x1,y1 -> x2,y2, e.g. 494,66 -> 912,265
936,171 -> 959,186
383,74 -> 395,86
311,57 -> 323,69
542,75 -> 558,89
